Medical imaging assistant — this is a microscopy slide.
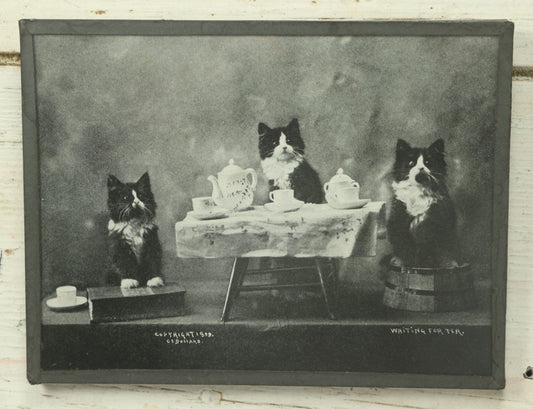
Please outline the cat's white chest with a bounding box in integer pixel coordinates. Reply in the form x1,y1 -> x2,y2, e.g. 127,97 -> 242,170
108,220 -> 154,261
392,180 -> 435,218
261,157 -> 300,189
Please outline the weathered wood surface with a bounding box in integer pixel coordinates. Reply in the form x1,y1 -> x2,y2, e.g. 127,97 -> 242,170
1,0 -> 533,66
1,2 -> 533,407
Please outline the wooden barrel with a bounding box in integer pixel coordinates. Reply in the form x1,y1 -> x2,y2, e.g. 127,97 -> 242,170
382,263 -> 476,312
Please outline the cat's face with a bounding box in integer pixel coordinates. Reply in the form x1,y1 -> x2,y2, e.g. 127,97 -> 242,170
107,172 -> 156,222
258,118 -> 305,161
393,139 -> 447,187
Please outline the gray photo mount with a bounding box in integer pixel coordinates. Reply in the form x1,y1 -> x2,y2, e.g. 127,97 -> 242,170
21,20 -> 512,388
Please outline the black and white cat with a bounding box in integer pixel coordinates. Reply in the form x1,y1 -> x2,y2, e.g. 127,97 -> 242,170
258,118 -> 324,204
107,172 -> 164,288
387,139 -> 459,268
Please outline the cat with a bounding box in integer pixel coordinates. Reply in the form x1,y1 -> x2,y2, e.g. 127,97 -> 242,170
257,119 -> 324,301
258,118 -> 324,204
106,172 -> 164,288
387,138 -> 459,268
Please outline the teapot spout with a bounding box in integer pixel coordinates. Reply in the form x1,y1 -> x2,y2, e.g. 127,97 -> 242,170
208,175 -> 222,202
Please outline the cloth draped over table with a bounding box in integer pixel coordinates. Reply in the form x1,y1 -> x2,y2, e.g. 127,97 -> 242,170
175,202 -> 385,258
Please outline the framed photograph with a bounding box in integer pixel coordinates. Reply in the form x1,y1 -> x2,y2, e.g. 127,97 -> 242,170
21,20 -> 513,388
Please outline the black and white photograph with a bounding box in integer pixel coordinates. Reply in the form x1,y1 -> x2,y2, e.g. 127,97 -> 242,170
21,20 -> 512,387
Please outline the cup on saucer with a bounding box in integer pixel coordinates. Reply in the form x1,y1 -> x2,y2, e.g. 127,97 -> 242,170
56,285 -> 77,307
269,189 -> 295,206
192,196 -> 216,213
46,285 -> 87,311
266,189 -> 303,212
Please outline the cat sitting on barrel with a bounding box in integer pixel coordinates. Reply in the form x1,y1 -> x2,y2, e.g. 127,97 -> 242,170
387,138 -> 460,268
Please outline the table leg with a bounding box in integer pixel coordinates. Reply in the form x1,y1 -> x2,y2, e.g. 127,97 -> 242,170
235,260 -> 249,298
221,257 -> 249,322
329,258 -> 340,314
315,258 -> 337,320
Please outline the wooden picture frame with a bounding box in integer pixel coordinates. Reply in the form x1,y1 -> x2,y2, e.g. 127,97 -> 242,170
21,20 -> 513,388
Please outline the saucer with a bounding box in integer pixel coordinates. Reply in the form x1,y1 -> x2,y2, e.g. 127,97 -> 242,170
189,209 -> 229,220
46,296 -> 88,312
327,197 -> 370,210
232,206 -> 254,212
265,199 -> 304,213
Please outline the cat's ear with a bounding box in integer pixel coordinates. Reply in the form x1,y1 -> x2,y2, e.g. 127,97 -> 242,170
107,174 -> 122,191
258,122 -> 270,136
396,139 -> 411,154
136,172 -> 151,189
286,118 -> 300,134
429,138 -> 445,155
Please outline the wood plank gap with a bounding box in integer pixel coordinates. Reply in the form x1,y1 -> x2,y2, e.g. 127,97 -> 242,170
2,49 -> 533,80
0,52 -> 20,66
513,66 -> 533,80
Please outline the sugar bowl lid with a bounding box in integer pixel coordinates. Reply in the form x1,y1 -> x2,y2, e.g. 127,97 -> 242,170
218,159 -> 245,176
328,168 -> 355,183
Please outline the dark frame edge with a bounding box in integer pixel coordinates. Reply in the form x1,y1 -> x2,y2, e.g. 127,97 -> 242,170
38,369 -> 502,389
490,20 -> 514,390
17,19 -> 514,37
21,19 -> 513,389
20,19 -> 42,385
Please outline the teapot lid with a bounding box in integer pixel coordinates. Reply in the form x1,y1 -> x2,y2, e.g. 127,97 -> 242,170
218,159 -> 244,176
328,168 -> 355,183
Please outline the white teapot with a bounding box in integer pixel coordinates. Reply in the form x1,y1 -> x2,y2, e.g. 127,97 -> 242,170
324,168 -> 360,202
208,159 -> 258,211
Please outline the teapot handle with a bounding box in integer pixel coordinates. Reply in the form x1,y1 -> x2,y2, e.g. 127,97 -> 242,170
324,182 -> 330,192
245,168 -> 258,190
352,181 -> 360,188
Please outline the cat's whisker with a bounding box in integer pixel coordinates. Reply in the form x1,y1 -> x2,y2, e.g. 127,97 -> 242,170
142,207 -> 154,218
428,173 -> 442,185
290,150 -> 305,163
119,205 -> 132,221
118,207 -> 126,221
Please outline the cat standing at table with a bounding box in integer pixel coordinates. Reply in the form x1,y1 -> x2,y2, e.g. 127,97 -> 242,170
258,118 -> 324,204
106,172 -> 164,288
257,118 -> 324,299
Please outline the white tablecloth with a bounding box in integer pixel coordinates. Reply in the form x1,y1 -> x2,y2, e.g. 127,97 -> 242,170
175,202 -> 385,258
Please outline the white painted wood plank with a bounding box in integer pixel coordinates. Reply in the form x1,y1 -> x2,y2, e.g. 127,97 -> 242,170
0,1 -> 533,65
1,73 -> 533,407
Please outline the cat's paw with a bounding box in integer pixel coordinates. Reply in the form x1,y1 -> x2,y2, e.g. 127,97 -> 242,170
120,278 -> 139,289
147,277 -> 164,288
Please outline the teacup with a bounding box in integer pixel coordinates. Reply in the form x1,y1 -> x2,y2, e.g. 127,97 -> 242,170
269,189 -> 295,205
56,285 -> 77,306
192,196 -> 216,213
330,186 -> 360,203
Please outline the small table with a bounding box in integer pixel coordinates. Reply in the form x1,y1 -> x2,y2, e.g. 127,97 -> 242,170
175,202 -> 385,321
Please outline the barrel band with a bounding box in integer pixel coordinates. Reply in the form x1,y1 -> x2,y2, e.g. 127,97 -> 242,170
384,281 -> 474,296
389,263 -> 471,276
